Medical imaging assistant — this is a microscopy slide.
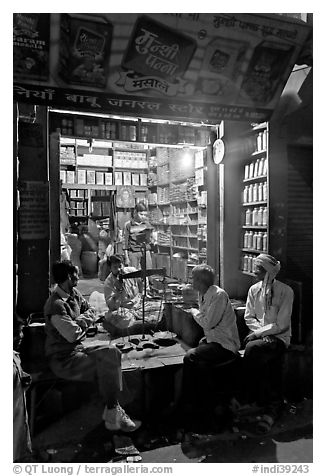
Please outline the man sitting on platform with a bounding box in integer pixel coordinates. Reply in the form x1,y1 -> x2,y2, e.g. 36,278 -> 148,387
104,255 -> 142,312
44,260 -> 141,433
103,255 -> 158,337
182,264 -> 240,414
240,253 -> 294,432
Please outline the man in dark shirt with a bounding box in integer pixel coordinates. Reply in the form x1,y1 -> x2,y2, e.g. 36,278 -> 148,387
44,260 -> 141,432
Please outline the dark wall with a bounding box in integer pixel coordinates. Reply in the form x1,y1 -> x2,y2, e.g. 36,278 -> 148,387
286,145 -> 313,335
16,106 -> 50,318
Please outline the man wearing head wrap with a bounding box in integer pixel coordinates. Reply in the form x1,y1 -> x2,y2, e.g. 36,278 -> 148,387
241,254 -> 294,431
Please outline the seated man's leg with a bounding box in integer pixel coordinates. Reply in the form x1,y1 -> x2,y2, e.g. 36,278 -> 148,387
84,344 -> 122,408
50,344 -> 140,432
183,342 -> 235,407
243,338 -> 285,409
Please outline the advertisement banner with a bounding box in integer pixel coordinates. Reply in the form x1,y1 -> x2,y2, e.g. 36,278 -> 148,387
13,13 -> 311,123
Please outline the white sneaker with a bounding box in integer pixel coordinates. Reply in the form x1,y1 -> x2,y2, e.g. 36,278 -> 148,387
104,404 -> 142,432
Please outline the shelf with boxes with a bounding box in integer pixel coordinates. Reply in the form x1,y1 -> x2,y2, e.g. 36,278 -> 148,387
59,136 -> 151,190
240,123 -> 269,275
51,112 -> 212,147
146,143 -> 207,282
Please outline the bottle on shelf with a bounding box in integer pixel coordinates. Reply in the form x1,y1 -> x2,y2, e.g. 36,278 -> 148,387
247,231 -> 253,249
243,185 -> 249,204
256,132 -> 262,152
249,161 -> 255,179
129,125 -> 137,141
244,231 -> 248,248
245,208 -> 252,226
254,159 -> 260,178
245,164 -> 250,180
121,124 -> 128,141
248,184 -> 253,203
243,254 -> 249,272
252,231 -> 258,250
248,255 -> 253,273
258,182 -> 263,202
258,157 -> 264,177
262,130 -> 267,150
262,207 -> 268,226
252,207 -> 259,226
252,182 -> 258,202
263,181 -> 268,201
263,158 -> 268,175
263,232 -> 268,252
257,232 -> 263,251
257,207 -> 263,226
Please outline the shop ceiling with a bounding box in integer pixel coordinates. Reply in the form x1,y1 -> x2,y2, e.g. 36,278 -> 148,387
13,13 -> 311,124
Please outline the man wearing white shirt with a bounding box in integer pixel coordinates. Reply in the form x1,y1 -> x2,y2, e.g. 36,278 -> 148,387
182,265 -> 240,412
243,253 -> 294,427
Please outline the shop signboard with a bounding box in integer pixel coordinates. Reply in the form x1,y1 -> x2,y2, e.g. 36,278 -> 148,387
13,13 -> 50,82
13,13 -> 311,123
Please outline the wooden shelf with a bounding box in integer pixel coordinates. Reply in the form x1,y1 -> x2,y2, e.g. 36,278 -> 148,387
171,176 -> 195,184
62,183 -> 148,191
113,147 -> 148,154
242,225 -> 268,229
63,183 -> 116,190
171,199 -> 197,204
243,175 -> 267,183
68,197 -> 87,202
173,246 -> 198,251
172,234 -> 198,238
251,149 -> 267,157
241,248 -> 264,254
114,167 -> 148,171
242,201 -> 268,206
241,270 -> 256,276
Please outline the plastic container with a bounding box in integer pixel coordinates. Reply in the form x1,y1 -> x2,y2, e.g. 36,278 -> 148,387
244,164 -> 250,180
258,182 -> 263,202
249,161 -> 255,179
263,232 -> 268,252
247,231 -> 253,249
252,232 -> 258,250
248,184 -> 253,203
244,231 -> 248,248
254,159 -> 260,178
262,207 -> 268,226
252,183 -> 258,202
245,209 -> 251,226
252,208 -> 258,226
263,182 -> 268,201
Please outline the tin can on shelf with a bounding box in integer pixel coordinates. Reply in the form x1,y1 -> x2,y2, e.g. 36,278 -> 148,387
129,125 -> 137,141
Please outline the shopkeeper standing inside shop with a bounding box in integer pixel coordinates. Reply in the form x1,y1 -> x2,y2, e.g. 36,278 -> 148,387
123,202 -> 153,269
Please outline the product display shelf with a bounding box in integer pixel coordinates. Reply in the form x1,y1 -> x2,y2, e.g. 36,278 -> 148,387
243,175 -> 267,183
243,201 -> 267,206
241,248 -> 262,254
240,122 -> 269,275
242,225 -> 267,229
51,111 -> 212,147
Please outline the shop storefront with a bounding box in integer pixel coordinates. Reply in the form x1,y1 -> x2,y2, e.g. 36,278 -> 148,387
14,13 -> 312,335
